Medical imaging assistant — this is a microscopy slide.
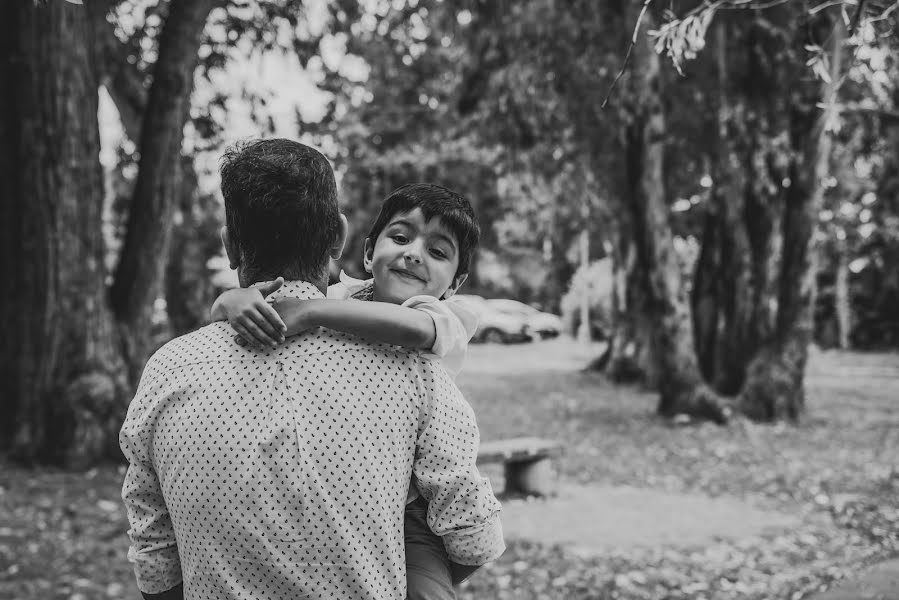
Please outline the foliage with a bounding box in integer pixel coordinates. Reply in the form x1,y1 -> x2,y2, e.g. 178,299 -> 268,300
306,0 -> 626,303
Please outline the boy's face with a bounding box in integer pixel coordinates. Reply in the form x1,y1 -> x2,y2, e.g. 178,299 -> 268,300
365,207 -> 464,304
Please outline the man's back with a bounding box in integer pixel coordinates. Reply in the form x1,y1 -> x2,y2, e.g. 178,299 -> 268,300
121,283 -> 500,599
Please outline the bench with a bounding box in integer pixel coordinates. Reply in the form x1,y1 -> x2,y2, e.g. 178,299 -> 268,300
477,437 -> 564,497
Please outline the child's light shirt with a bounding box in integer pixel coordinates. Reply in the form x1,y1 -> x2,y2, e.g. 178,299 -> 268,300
328,271 -> 478,379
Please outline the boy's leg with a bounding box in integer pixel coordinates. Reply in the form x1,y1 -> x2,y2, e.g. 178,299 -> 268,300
405,496 -> 455,600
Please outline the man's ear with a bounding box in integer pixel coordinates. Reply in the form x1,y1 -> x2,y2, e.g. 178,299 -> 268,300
362,238 -> 374,273
329,214 -> 349,260
442,273 -> 468,299
221,226 -> 240,269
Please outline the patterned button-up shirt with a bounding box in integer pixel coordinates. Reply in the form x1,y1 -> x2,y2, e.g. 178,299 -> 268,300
120,280 -> 504,600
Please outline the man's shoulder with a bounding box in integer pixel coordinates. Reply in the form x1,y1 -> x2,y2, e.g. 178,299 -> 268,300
143,322 -> 236,375
300,328 -> 448,381
143,323 -> 446,377
309,327 -> 421,361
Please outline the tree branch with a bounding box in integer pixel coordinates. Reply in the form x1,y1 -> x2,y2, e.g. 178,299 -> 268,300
601,0 -> 654,108
89,2 -> 148,141
110,0 -> 222,332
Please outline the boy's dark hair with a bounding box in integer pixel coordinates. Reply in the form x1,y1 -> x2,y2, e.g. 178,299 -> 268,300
367,183 -> 480,279
220,138 -> 340,281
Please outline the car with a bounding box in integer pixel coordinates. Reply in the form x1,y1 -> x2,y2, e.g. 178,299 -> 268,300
485,298 -> 564,340
455,295 -> 533,344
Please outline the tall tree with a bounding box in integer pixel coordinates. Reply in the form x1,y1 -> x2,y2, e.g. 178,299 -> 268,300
615,3 -> 728,422
0,0 -> 218,465
676,5 -> 848,420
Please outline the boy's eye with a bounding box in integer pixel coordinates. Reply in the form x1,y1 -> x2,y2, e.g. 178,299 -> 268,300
391,234 -> 409,244
430,248 -> 448,259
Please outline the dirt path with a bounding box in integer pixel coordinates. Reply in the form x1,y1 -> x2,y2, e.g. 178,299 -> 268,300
500,484 -> 800,553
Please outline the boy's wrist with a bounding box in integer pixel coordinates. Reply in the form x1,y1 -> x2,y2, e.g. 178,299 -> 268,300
303,299 -> 325,328
273,298 -> 323,334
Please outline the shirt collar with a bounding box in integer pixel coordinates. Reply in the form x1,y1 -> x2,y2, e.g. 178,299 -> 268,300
339,270 -> 373,293
265,280 -> 325,302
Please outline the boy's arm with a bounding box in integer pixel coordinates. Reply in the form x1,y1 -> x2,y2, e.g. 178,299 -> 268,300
402,296 -> 478,377
274,298 -> 438,349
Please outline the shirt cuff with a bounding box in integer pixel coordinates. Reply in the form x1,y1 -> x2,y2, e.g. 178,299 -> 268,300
441,513 -> 506,566
128,548 -> 183,595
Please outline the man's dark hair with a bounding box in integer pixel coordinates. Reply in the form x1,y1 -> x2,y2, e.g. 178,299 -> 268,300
220,138 -> 340,281
367,183 -> 480,279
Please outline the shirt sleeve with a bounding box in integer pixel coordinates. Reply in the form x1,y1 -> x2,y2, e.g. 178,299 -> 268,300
119,357 -> 183,595
413,362 -> 505,566
402,295 -> 478,379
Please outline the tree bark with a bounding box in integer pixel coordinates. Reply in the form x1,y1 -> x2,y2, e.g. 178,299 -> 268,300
691,22 -> 758,396
736,11 -> 844,421
602,235 -> 658,385
0,2 -> 128,464
834,238 -> 851,349
1,0 -> 218,465
624,8 -> 728,423
109,0 -> 219,377
165,158 -> 222,336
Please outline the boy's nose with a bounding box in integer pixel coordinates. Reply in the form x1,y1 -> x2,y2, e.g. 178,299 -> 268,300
403,242 -> 424,263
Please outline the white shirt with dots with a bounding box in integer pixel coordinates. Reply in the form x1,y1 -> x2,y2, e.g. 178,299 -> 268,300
120,280 -> 504,600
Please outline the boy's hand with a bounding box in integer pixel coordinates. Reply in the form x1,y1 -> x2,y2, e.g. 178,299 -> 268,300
220,278 -> 287,348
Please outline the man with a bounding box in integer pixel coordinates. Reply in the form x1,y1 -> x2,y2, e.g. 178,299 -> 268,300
120,139 -> 504,600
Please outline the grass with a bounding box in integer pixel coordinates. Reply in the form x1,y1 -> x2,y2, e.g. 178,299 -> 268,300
1,340 -> 897,599
455,342 -> 899,599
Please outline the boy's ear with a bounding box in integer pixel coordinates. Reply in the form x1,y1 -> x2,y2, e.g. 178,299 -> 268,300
329,214 -> 349,260
362,238 -> 374,273
442,273 -> 468,300
221,226 -> 240,270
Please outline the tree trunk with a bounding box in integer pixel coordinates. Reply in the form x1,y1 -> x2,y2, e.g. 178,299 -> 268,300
601,235 -> 658,385
691,22 -> 758,396
737,11 -> 844,421
834,238 -> 851,349
109,0 -> 219,377
0,0 -> 218,465
0,2 -> 128,465
165,158 -> 222,336
625,9 -> 728,423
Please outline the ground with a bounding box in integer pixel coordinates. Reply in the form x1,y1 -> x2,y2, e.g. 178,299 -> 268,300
1,340 -> 897,599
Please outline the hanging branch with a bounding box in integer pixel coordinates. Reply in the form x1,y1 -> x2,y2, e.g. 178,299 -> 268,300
601,0 -> 654,108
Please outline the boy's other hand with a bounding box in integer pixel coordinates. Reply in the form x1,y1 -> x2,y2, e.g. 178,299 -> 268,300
227,278 -> 287,348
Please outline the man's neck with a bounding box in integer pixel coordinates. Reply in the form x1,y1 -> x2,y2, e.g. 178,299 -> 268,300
240,270 -> 328,295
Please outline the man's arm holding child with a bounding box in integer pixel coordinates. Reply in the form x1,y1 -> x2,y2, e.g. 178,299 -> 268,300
412,362 -> 505,583
120,357 -> 184,600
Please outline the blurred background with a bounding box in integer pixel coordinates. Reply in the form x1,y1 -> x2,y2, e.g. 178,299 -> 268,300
2,1 -> 899,599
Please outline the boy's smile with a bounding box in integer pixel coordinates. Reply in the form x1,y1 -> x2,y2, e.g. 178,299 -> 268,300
365,207 -> 461,304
